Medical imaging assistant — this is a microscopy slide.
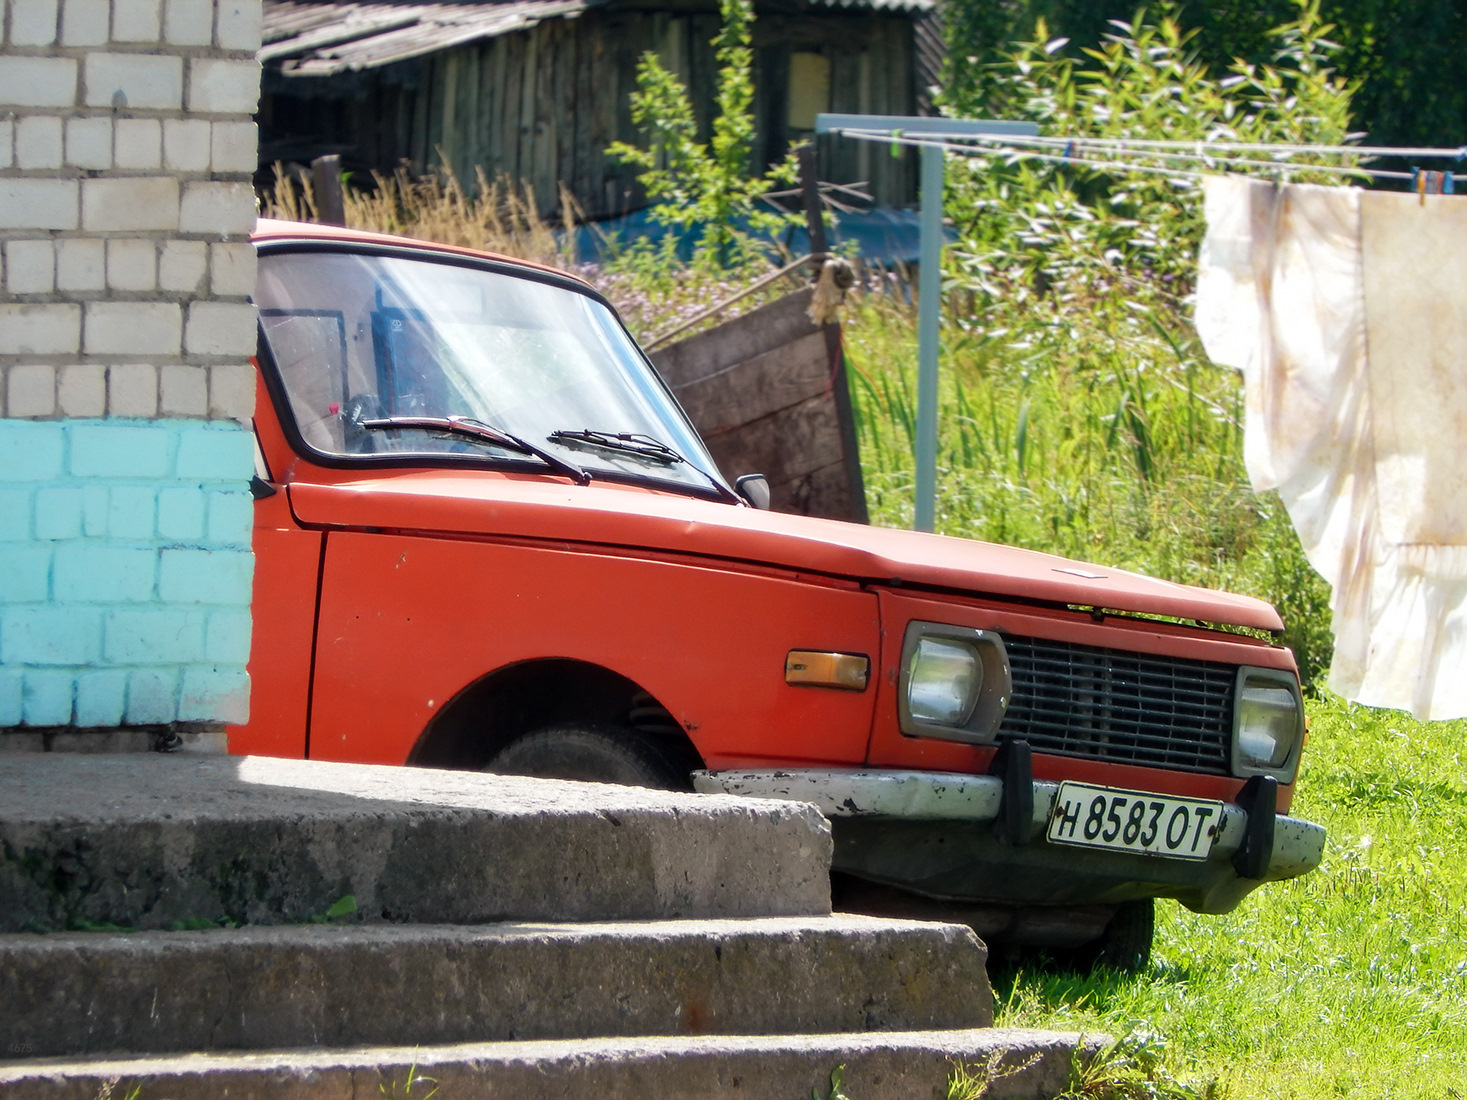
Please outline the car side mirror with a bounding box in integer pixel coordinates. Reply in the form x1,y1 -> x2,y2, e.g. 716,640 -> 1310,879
735,474 -> 771,510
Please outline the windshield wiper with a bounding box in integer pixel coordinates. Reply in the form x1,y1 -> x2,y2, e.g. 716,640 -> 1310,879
548,429 -> 685,465
360,415 -> 591,485
549,428 -> 741,505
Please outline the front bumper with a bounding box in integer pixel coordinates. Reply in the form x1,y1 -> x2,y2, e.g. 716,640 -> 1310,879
692,767 -> 1325,915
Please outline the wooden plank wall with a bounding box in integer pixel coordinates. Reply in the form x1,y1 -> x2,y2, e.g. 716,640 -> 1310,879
650,288 -> 866,523
263,8 -> 922,219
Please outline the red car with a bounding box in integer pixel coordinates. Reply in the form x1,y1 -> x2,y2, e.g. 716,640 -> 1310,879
234,218 -> 1324,968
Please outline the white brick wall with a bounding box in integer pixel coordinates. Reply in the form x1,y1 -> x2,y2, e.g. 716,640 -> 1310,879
83,176 -> 181,230
6,240 -> 57,293
0,0 -> 260,421
61,0 -> 110,46
12,0 -> 63,47
58,362 -> 105,415
65,116 -> 112,168
0,179 -> 79,229
16,115 -> 65,170
0,57 -> 78,108
163,0 -> 212,45
186,57 -> 256,113
84,53 -> 183,109
86,302 -> 181,355
163,116 -> 209,171
106,239 -> 158,290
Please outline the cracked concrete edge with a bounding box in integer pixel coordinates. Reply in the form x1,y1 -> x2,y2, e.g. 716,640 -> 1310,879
0,1028 -> 1109,1100
0,755 -> 834,930
1,916 -> 994,1057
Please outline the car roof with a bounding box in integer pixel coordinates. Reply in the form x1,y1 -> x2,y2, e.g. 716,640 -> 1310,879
251,217 -> 590,287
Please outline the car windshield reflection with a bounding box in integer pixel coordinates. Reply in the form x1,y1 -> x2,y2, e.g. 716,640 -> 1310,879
254,249 -> 726,496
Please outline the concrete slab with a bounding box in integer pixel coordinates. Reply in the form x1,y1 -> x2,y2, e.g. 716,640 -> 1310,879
0,754 -> 831,932
0,1029 -> 1104,1100
1,915 -> 993,1058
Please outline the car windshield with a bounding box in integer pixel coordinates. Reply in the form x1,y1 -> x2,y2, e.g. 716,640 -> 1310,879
254,248 -> 727,496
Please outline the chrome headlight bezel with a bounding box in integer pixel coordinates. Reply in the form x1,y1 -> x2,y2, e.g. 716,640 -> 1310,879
897,621 -> 1012,743
1231,665 -> 1305,783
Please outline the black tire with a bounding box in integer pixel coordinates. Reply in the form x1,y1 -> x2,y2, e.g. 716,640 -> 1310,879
486,722 -> 696,790
1072,898 -> 1155,973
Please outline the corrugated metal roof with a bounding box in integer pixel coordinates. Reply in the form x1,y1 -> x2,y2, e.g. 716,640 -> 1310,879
264,0 -> 595,73
264,0 -> 935,75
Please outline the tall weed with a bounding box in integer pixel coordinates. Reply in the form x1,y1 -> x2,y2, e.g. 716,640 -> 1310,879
605,0 -> 798,270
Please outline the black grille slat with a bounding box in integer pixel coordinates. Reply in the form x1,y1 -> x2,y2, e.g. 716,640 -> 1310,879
999,636 -> 1235,774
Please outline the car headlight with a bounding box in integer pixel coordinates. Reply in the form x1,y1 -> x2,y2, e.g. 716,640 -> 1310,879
1232,666 -> 1304,781
898,622 -> 1011,743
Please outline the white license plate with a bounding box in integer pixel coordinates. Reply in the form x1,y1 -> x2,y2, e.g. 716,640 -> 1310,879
1046,781 -> 1222,861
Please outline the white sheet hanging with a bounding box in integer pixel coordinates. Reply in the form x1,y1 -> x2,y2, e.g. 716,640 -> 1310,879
1195,174 -> 1467,720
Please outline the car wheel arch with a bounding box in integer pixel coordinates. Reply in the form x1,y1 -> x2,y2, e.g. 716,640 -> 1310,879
407,657 -> 701,772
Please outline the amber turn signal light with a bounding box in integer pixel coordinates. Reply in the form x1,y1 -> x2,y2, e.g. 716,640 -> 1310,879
785,650 -> 870,691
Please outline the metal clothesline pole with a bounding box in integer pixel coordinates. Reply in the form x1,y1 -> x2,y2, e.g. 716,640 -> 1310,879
815,114 -> 1040,533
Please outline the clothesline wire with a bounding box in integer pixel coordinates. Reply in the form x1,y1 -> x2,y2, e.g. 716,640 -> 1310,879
913,132 -> 1467,161
831,129 -> 1418,182
826,128 -> 1463,184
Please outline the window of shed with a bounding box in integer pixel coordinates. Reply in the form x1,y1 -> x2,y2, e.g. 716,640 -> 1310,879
787,52 -> 830,131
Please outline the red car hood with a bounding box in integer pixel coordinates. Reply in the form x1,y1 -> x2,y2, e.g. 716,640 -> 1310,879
288,473 -> 1284,632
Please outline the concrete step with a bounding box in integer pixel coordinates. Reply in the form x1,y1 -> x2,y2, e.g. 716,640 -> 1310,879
0,754 -> 831,932
1,915 -> 993,1059
0,1029 -> 1102,1100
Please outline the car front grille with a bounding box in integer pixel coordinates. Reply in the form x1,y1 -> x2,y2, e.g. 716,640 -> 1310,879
998,636 -> 1235,775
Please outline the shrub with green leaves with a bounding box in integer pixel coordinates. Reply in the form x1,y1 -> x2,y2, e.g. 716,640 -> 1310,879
846,4 -> 1348,685
947,0 -> 1353,298
606,0 -> 796,270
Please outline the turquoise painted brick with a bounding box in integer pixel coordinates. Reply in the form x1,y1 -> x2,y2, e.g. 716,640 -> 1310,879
34,488 -> 82,540
175,423 -> 253,482
0,422 -> 64,482
125,669 -> 178,724
0,489 -> 31,541
157,487 -> 207,542
0,670 -> 21,725
206,490 -> 252,547
1,417 -> 255,729
109,486 -> 158,540
205,609 -> 252,664
158,548 -> 253,605
104,608 -> 208,664
53,545 -> 157,603
1,607 -> 103,665
23,670 -> 74,725
75,669 -> 128,726
0,545 -> 51,603
179,667 -> 250,723
70,423 -> 172,480
82,485 -> 110,537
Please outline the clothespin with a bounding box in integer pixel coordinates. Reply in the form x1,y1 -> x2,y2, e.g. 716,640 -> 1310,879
1062,141 -> 1075,164
1447,174 -> 1457,195
1414,167 -> 1427,205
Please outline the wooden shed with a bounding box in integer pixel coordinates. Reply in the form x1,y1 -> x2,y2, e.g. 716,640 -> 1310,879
259,0 -> 941,219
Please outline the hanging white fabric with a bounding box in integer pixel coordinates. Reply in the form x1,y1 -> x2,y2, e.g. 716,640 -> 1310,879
1196,174 -> 1467,719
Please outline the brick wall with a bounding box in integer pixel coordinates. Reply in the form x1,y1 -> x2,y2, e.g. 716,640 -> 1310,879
0,0 -> 260,742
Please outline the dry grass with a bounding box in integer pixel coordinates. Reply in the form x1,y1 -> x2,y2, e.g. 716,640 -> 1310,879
258,162 -> 813,345
260,162 -> 577,270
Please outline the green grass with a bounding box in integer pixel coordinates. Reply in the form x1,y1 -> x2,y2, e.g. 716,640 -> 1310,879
992,694 -> 1467,1099
843,294 -> 1467,1098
